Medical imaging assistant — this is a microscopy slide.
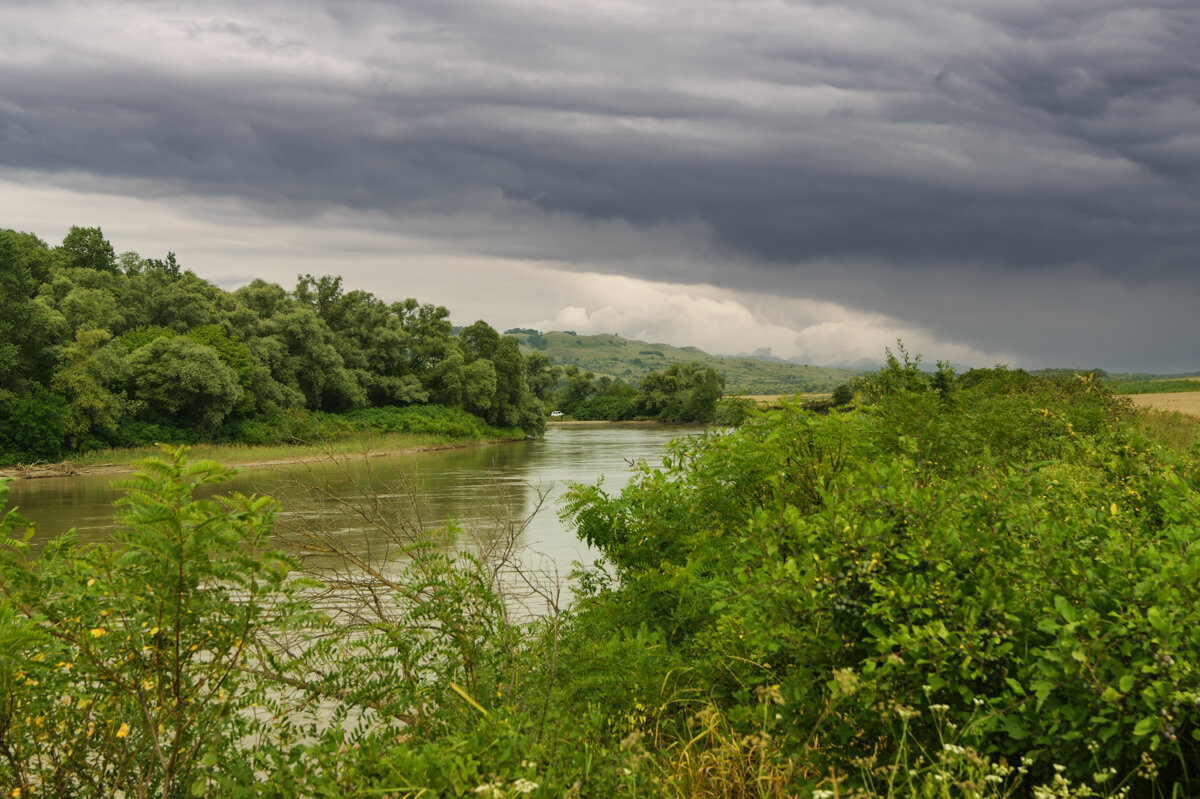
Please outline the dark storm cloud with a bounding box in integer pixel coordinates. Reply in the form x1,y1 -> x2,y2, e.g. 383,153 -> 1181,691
2,0 -> 1198,370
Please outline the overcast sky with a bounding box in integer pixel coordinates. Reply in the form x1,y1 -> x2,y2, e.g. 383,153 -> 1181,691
2,0 -> 1198,372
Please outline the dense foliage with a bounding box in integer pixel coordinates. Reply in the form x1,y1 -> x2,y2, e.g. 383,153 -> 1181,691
544,362 -> 728,422
0,227 -> 546,464
560,350 -> 1200,795
5,349 -> 1200,797
0,450 -> 313,797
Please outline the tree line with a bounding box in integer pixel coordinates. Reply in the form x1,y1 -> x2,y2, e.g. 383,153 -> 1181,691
1,226 -> 742,464
0,226 -> 551,462
521,354 -> 729,423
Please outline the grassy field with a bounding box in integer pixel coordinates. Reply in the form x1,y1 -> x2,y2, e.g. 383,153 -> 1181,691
511,330 -> 861,394
1130,405 -> 1200,452
1108,376 -> 1200,394
1124,390 -> 1200,416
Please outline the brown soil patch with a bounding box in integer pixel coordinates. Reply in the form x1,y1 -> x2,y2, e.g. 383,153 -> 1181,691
1123,391 -> 1200,417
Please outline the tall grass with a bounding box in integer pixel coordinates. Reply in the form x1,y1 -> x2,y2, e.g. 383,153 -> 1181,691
1130,407 -> 1200,453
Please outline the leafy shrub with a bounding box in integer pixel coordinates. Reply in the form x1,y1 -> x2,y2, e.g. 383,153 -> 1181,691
711,395 -> 756,426
112,416 -> 200,447
573,394 -> 637,421
0,385 -> 73,462
561,362 -> 1199,794
9,354 -> 1199,796
0,447 -> 313,796
116,324 -> 177,352
831,383 -> 854,406
311,404 -> 507,439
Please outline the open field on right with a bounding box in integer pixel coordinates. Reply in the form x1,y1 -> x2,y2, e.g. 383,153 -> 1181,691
1123,390 -> 1200,416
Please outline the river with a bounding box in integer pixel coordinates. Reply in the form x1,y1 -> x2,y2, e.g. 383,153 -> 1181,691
6,424 -> 697,606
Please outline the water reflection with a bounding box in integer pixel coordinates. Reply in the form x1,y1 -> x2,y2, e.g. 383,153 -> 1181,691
9,425 -> 693,588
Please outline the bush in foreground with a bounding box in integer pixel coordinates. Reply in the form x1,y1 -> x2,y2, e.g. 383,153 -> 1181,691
561,357 -> 1200,796
4,353 -> 1200,797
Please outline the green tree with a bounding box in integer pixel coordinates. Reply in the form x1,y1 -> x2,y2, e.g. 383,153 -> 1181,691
0,385 -> 73,461
129,336 -> 243,433
185,325 -> 257,413
122,270 -> 227,333
0,230 -> 68,385
487,336 -> 526,428
58,225 -> 118,273
0,233 -> 34,390
399,300 -> 455,373
60,284 -> 124,332
461,358 -> 498,418
555,365 -> 597,415
458,319 -> 501,362
234,278 -> 293,322
637,362 -> 725,421
267,308 -> 365,411
51,328 -> 132,443
524,351 -> 560,401
294,273 -> 349,331
574,380 -> 638,421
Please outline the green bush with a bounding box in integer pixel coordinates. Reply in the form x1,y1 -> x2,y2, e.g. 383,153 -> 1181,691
0,447 -> 314,796
0,385 -> 73,462
561,364 -> 1200,794
711,395 -> 756,425
112,416 -> 201,447
312,404 -> 507,439
8,355 -> 1200,797
573,394 -> 637,421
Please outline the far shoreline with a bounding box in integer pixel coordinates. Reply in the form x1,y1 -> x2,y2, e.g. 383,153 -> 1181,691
0,420 -> 697,482
0,435 -> 525,482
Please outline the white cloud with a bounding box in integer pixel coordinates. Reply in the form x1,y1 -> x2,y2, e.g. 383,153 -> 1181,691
528,273 -> 1018,368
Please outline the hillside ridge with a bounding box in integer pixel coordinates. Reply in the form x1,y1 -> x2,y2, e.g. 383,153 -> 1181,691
506,329 -> 861,394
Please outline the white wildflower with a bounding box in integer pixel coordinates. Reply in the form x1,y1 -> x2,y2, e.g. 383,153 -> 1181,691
511,778 -> 539,795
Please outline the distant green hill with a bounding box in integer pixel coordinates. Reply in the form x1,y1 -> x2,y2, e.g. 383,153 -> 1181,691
506,330 -> 862,394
